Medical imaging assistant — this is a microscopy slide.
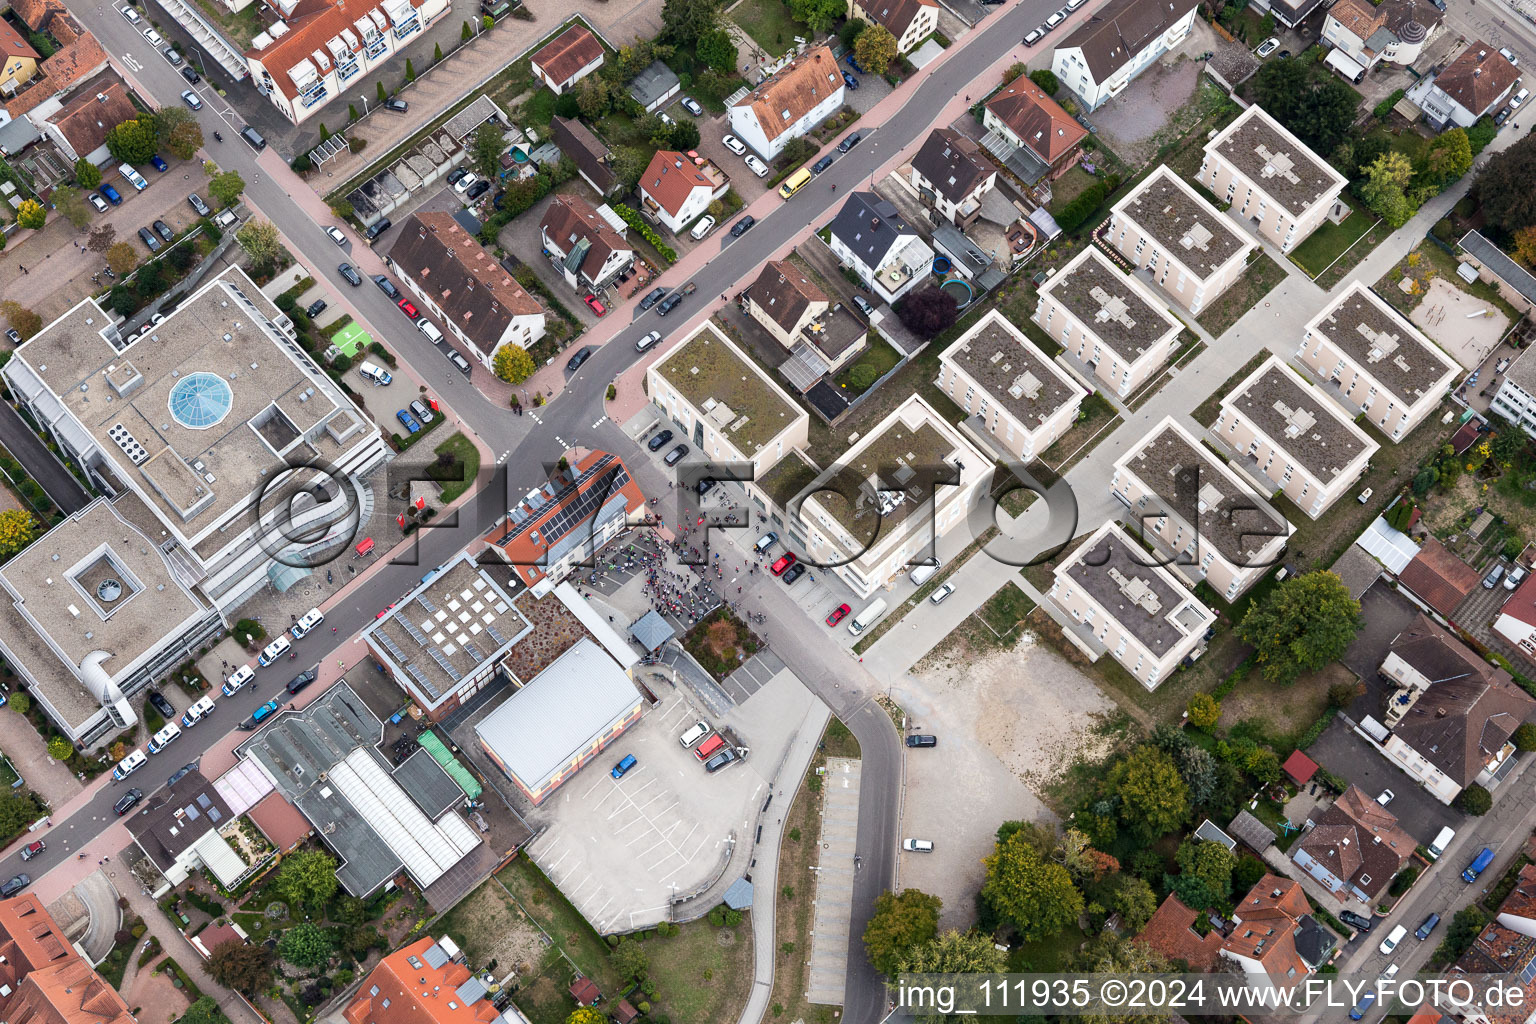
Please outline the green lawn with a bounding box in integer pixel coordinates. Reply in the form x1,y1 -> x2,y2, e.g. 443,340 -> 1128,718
974,581 -> 1036,640
1195,251 -> 1287,337
433,432 -> 480,503
1047,167 -> 1099,215
1039,392 -> 1118,474
642,919 -> 754,1022
732,0 -> 803,59
1009,921 -> 1088,970
1288,192 -> 1381,282
833,331 -> 903,396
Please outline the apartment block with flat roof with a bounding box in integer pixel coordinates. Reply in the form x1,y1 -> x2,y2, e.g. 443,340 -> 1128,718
1110,417 -> 1291,601
1213,355 -> 1378,518
1296,281 -> 1459,441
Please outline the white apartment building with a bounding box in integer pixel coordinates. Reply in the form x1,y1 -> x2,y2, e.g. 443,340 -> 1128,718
1051,0 -> 1198,111
848,0 -> 938,54
1490,346 -> 1536,437
727,45 -> 844,159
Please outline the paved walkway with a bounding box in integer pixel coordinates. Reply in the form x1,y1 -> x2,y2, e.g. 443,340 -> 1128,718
0,401 -> 90,514
0,704 -> 85,810
805,756 -> 861,1006
120,881 -> 262,1024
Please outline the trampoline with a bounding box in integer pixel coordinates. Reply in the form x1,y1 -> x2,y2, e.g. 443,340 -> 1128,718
939,278 -> 974,307
931,256 -> 952,275
168,372 -> 233,429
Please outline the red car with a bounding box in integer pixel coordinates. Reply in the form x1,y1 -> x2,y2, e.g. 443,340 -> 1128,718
397,299 -> 420,320
584,294 -> 607,316
770,552 -> 797,576
826,603 -> 850,627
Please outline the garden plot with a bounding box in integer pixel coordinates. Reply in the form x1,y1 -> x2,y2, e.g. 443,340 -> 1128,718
1410,276 -> 1509,370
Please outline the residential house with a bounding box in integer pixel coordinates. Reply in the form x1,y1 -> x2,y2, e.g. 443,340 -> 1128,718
1406,40 -> 1519,130
1220,875 -> 1328,987
798,394 -> 990,600
1496,571 -> 1536,656
538,194 -> 633,294
908,128 -> 996,228
1107,165 -> 1255,314
127,769 -> 261,893
529,23 -> 604,95
982,77 -> 1087,182
639,150 -> 727,235
2,0 -> 109,120
1296,281 -> 1459,441
36,74 -> 136,165
1212,355 -> 1378,519
0,21 -> 40,97
1110,417 -> 1292,601
848,0 -> 938,55
345,936 -> 527,1024
1198,104 -> 1348,253
646,321 -> 810,478
1046,520 -> 1216,689
1035,246 -> 1184,397
742,259 -> 867,377
1490,345 -> 1536,438
934,308 -> 1087,462
1322,0 -> 1441,76
0,895 -> 134,1024
386,212 -> 546,368
1050,0 -> 1199,111
1250,0 -> 1328,29
827,192 -> 935,304
1377,614 -> 1534,803
244,0 -> 449,126
727,45 -> 843,159
1138,894 -> 1223,969
1291,785 -> 1414,904
551,115 -> 616,195
1399,537 -> 1481,621
1450,864 -> 1536,1024
628,60 -> 680,112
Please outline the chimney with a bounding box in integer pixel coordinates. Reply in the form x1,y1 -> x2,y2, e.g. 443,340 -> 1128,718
1437,707 -> 1447,717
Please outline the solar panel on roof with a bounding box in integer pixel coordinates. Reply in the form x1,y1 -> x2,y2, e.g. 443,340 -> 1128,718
1523,958 -> 1536,985
427,645 -> 462,681
377,631 -> 409,663
463,641 -> 484,663
405,663 -> 441,699
399,616 -> 429,646
417,595 -> 438,614
485,623 -> 508,645
504,456 -> 627,543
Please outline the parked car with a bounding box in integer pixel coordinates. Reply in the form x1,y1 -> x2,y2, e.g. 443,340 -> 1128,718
636,330 -> 662,352
181,88 -> 202,109
143,27 -> 163,45
583,294 -> 607,316
842,70 -> 859,89
286,669 -> 317,694
153,219 -> 173,241
397,298 -> 420,320
180,66 -> 199,84
812,155 -> 834,175
902,839 -> 934,852
166,761 -> 198,788
1377,789 -> 1395,805
690,215 -> 716,239
1415,913 -> 1441,940
410,399 -> 434,424
639,286 -> 668,310
325,225 -> 347,246
114,788 -> 145,816
1486,564 -> 1507,588
826,603 -> 851,627
373,275 -> 401,299
657,293 -> 685,316
782,563 -> 807,584
365,217 -> 391,241
188,193 -> 210,216
771,553 -> 797,576
680,96 -> 704,116
1024,28 -> 1044,45
1338,910 -> 1373,932
447,167 -> 468,185
1349,993 -> 1376,1022
19,841 -> 44,861
466,180 -> 490,200
1255,37 -> 1279,57
722,135 -> 747,156
448,350 -> 472,373
1508,566 -> 1528,590
566,348 -> 591,371
664,443 -> 689,466
906,735 -> 938,747
338,263 -> 362,286
138,226 -> 162,253
454,172 -> 479,195
163,45 -> 182,65
1,875 -> 30,897
305,299 -> 327,318
852,293 -> 876,317
648,429 -> 674,451
90,192 -> 110,213
744,154 -> 769,177
929,582 -> 956,604
730,215 -> 756,238
384,98 -> 409,112
843,52 -> 866,74
148,690 -> 175,718
4,329 -> 17,344
99,184 -> 122,205
837,131 -> 862,153
611,754 -> 637,779
704,748 -> 739,773
396,409 -> 421,434
1044,9 -> 1065,29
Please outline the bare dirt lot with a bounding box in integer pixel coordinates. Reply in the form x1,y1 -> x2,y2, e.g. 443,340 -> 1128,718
1410,277 -> 1509,370
436,878 -> 550,976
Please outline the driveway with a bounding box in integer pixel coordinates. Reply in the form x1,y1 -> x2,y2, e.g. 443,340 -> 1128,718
0,403 -> 90,516
497,186 -> 606,331
1305,719 -> 1463,845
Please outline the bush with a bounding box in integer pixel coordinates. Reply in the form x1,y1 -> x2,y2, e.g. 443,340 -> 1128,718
610,203 -> 677,263
1373,89 -> 1406,120
184,889 -> 224,916
1056,180 -> 1109,233
1029,68 -> 1059,95
233,619 -> 267,645
1456,783 -> 1493,815
1514,723 -> 1536,751
8,692 -> 29,715
1388,866 -> 1419,896
848,363 -> 880,390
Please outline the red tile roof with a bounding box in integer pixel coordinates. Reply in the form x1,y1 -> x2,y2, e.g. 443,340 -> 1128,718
4,15 -> 109,119
985,76 -> 1088,164
345,937 -> 498,1024
1434,41 -> 1520,118
247,791 -> 314,852
640,150 -> 715,217
0,896 -> 133,1024
569,977 -> 601,1006
1501,568 -> 1536,631
0,19 -> 40,70
1397,537 -> 1481,618
1136,894 -> 1222,970
1224,875 -> 1313,988
1282,749 -> 1318,785
531,25 -> 603,87
733,45 -> 842,145
246,0 -> 428,102
47,76 -> 135,160
9,0 -> 59,31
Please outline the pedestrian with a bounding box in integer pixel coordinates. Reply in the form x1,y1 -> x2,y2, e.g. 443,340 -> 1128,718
18,265 -> 25,274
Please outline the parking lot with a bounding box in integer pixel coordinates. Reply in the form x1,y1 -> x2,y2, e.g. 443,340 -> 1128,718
1306,720 -> 1463,846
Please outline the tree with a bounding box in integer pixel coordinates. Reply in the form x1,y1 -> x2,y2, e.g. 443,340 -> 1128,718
1029,68 -> 1059,95
610,940 -> 648,980
0,303 -> 41,344
1233,854 -> 1268,894
1175,838 -> 1237,900
55,187 -> 91,229
154,106 -> 196,145
105,241 -> 138,275
105,116 -> 158,165
981,828 -> 1084,940
1359,151 -> 1416,227
209,170 -> 246,208
696,29 -> 737,72
661,0 -> 721,47
788,0 -> 843,32
1177,744 -> 1220,807
897,286 -> 958,338
1456,783 -> 1493,815
1477,135 -> 1536,233
236,220 -> 282,270
1106,745 -> 1188,840
277,923 -> 332,967
854,24 -> 899,75
1251,59 -> 1357,155
1108,875 -> 1158,931
849,363 -> 879,389
405,59 -> 416,82
7,692 -> 28,715
863,888 -> 942,977
668,119 -> 701,150
1186,692 -> 1220,730
168,121 -> 204,161
273,849 -> 339,909
564,1010 -> 607,1024
472,122 -> 503,179
1069,934 -> 1170,1024
1514,723 -> 1536,751
16,199 -> 44,231
46,736 -> 72,761
462,20 -> 472,40
433,42 -> 443,62
207,940 -> 273,992
612,147 -> 650,190
1424,127 -> 1473,188
576,76 -> 615,119
74,157 -> 101,189
493,345 -> 536,383
898,930 -> 1007,974
1239,570 -> 1362,685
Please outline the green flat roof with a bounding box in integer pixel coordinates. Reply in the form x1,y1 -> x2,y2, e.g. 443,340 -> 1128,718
655,327 -> 801,454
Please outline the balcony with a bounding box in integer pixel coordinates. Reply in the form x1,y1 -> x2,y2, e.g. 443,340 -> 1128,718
299,80 -> 328,108
336,57 -> 360,82
392,14 -> 420,39
364,34 -> 388,58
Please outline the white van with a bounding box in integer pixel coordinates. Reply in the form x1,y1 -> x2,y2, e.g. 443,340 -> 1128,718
222,664 -> 255,696
1379,924 -> 1408,955
258,634 -> 292,666
112,749 -> 147,780
1427,826 -> 1456,860
358,361 -> 392,386
679,720 -> 710,748
848,598 -> 888,636
147,721 -> 182,753
418,321 -> 444,345
118,163 -> 149,191
902,838 -> 934,853
180,695 -> 216,728
909,562 -> 941,587
290,607 -> 325,639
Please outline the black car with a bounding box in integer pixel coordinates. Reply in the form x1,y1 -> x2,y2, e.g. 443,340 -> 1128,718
0,875 -> 29,897
812,155 -> 834,175
114,788 -> 144,816
365,217 -> 392,241
730,215 -> 756,238
373,275 -> 401,300
138,227 -> 162,253
466,180 -> 491,200
782,563 -> 807,584
287,668 -> 317,694
648,429 -> 674,451
905,734 -> 938,748
837,131 -> 862,154
166,761 -> 199,788
657,293 -> 685,316
147,690 -> 175,719
704,748 -> 739,773
566,348 -> 591,372
180,66 -> 200,84
447,168 -> 468,185
638,287 -> 668,311
695,477 -> 716,496
339,263 -> 362,286
664,443 -> 689,466
1338,910 -> 1373,932
384,98 -> 409,112
306,299 -> 327,318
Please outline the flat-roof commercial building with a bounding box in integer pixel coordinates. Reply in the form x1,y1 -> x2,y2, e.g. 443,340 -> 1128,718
934,309 -> 1087,463
474,635 -> 643,805
1110,417 -> 1291,601
1035,247 -> 1184,397
1212,355 -> 1378,519
646,322 -> 810,478
798,394 -> 989,599
1297,281 -> 1459,441
1047,521 -> 1216,689
1107,166 -> 1256,315
2,267 -> 389,617
1197,104 -> 1347,254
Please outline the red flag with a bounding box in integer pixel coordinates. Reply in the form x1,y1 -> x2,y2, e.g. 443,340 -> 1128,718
397,513 -> 405,528
415,496 -> 426,511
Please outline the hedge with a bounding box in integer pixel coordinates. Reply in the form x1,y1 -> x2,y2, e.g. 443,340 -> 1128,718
1372,89 -> 1406,121
1056,175 -> 1121,233
1211,654 -> 1256,701
611,203 -> 677,263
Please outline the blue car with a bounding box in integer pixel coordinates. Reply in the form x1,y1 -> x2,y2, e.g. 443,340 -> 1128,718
99,184 -> 122,205
150,155 -> 168,172
1349,993 -> 1375,1020
611,754 -> 637,779
842,70 -> 859,89
396,409 -> 420,434
844,52 -> 866,74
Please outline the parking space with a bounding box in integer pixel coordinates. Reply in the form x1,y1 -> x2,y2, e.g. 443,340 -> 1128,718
806,755 -> 860,1004
1306,720 -> 1463,845
1455,571 -> 1516,635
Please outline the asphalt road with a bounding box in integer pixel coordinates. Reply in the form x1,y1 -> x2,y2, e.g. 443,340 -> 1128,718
58,2 -> 1066,1019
